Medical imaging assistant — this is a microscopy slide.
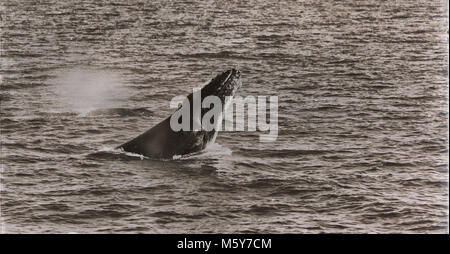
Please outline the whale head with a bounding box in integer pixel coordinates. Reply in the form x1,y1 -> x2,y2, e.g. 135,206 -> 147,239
200,68 -> 242,103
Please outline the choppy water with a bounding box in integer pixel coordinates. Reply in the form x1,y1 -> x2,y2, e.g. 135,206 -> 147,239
0,0 -> 448,233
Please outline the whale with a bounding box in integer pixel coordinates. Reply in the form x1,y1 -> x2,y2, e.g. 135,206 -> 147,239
117,68 -> 242,159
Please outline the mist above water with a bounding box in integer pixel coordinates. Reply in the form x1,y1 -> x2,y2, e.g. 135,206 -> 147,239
52,68 -> 131,115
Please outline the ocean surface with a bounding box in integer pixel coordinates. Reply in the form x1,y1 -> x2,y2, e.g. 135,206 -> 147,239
0,0 -> 448,233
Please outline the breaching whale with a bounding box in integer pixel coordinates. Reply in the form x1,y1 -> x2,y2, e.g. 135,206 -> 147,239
117,68 -> 242,159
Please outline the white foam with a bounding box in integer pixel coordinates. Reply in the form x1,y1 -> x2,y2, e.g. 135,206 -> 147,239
174,143 -> 232,160
99,146 -> 148,160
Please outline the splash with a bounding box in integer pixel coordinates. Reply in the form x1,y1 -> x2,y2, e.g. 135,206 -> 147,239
90,143 -> 231,161
173,143 -> 233,160
96,146 -> 149,160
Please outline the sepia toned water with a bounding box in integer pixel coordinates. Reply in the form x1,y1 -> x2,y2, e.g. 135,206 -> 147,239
0,0 -> 448,233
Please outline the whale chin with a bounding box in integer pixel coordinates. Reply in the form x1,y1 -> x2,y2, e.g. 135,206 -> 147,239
117,68 -> 242,159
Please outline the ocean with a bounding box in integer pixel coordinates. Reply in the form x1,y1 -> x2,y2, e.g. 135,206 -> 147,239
0,0 -> 448,233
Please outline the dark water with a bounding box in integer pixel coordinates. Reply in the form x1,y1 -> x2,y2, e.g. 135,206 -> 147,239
0,0 -> 448,233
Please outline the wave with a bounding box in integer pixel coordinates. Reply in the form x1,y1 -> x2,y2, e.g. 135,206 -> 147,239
85,107 -> 153,117
175,50 -> 254,60
239,148 -> 333,157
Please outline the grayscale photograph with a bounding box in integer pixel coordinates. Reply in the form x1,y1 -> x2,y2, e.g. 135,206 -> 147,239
0,0 -> 448,234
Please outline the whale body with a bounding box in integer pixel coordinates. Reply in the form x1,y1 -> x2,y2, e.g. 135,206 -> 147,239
117,68 -> 242,159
